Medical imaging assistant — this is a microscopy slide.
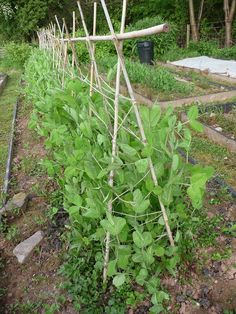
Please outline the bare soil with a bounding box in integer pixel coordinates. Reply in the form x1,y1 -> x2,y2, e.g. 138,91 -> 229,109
0,97 -> 75,313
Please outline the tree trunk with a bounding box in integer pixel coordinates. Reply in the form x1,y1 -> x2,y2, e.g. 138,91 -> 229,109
224,0 -> 236,47
189,0 -> 199,41
197,0 -> 205,31
225,20 -> 232,46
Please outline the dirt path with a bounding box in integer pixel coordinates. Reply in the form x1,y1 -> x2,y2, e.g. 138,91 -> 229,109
0,97 -> 76,313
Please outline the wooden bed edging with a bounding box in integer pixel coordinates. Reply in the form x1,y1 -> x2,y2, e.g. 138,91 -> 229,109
0,74 -> 8,95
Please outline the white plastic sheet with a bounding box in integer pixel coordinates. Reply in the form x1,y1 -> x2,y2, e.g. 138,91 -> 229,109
171,56 -> 236,78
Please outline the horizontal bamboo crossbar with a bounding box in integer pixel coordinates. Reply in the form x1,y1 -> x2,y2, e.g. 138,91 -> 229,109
61,23 -> 169,42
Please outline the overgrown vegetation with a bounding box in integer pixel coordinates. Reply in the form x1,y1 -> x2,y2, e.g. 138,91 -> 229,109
3,42 -> 32,68
23,48 -> 215,312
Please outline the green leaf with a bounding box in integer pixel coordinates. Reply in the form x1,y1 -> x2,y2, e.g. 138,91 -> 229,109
154,246 -> 165,257
107,260 -> 117,277
145,246 -> 155,265
135,158 -> 149,173
119,143 -> 137,156
153,186 -> 162,196
101,216 -> 126,236
132,251 -> 144,263
133,231 -> 153,248
171,154 -> 179,172
80,121 -> 93,138
83,207 -> 101,219
149,305 -> 164,314
151,291 -> 169,305
71,195 -> 82,207
136,268 -> 148,286
97,134 -> 106,145
117,246 -> 131,269
113,273 -> 126,287
140,106 -> 161,127
146,277 -> 160,294
133,189 -> 150,213
63,106 -> 79,124
187,105 -> 198,120
97,168 -> 109,179
190,120 -> 203,132
141,144 -> 153,157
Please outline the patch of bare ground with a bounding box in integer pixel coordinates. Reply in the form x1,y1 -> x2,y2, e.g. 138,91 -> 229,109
0,97 -> 75,313
164,184 -> 236,314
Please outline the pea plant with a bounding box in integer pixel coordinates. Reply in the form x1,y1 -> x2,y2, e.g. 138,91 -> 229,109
24,49 -> 213,312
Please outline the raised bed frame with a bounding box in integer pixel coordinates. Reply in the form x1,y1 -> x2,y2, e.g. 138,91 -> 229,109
0,74 -> 8,95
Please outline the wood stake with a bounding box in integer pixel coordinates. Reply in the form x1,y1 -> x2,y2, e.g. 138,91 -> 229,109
100,0 -> 174,247
77,0 -> 112,129
72,11 -> 76,70
103,0 -> 127,284
62,18 -> 82,77
90,1 -> 97,97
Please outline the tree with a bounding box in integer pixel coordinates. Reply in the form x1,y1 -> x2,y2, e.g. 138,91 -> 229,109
224,0 -> 236,46
0,0 -> 78,41
188,0 -> 205,41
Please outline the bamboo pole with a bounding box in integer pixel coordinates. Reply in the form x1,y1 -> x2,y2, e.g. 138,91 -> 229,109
60,24 -> 169,43
186,24 -> 190,48
62,20 -> 67,87
72,11 -> 76,70
62,18 -> 82,77
90,1 -> 97,97
103,0 -> 127,283
77,1 -> 112,131
100,0 -> 174,247
55,16 -> 66,86
55,15 -> 63,37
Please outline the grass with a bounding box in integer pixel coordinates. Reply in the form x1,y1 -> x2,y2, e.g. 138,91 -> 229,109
190,135 -> 236,190
0,64 -> 21,203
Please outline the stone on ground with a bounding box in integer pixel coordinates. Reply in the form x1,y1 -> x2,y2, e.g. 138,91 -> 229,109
13,231 -> 44,264
0,192 -> 29,215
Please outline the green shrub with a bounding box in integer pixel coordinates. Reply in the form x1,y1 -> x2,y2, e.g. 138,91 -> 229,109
4,42 -> 32,67
75,30 -> 116,63
213,46 -> 236,60
74,30 -> 89,63
124,16 -> 178,57
188,40 -> 218,56
158,47 -> 200,62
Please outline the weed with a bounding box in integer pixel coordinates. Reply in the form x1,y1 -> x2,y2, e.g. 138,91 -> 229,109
0,287 -> 6,298
5,225 -> 19,242
7,301 -> 43,314
212,249 -> 232,261
33,215 -> 46,226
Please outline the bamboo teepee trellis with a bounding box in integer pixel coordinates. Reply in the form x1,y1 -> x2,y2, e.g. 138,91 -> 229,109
37,0 -> 174,283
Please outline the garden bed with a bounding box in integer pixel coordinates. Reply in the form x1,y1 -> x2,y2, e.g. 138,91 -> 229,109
98,56 -> 236,105
200,106 -> 236,140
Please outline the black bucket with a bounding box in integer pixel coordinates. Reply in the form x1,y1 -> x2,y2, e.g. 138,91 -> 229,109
137,40 -> 154,65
